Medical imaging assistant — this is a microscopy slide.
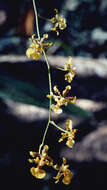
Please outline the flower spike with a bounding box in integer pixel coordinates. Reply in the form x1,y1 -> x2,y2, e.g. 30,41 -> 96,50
26,0 -> 77,185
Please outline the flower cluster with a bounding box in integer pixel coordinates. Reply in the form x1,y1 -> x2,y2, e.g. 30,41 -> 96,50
26,34 -> 53,60
47,85 -> 76,114
51,9 -> 67,35
58,120 -> 77,148
28,145 -> 53,179
29,145 -> 73,185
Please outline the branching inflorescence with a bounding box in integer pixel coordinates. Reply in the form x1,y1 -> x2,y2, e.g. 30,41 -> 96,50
26,0 -> 77,185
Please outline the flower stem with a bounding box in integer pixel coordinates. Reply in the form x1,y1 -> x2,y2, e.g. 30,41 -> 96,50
32,0 -> 40,39
50,121 -> 67,133
39,49 -> 52,153
32,0 -> 52,154
38,14 -> 51,22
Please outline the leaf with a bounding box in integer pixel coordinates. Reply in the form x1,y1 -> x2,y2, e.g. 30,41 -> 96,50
0,74 -> 49,108
63,103 -> 93,118
0,60 -> 92,118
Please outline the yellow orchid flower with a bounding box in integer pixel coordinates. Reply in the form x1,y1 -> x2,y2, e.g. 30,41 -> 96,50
28,145 -> 53,179
47,85 -> 76,114
59,120 -> 77,148
53,157 -> 73,185
51,9 -> 67,35
26,34 -> 53,60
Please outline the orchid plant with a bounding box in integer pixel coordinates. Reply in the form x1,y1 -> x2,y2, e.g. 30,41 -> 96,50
26,0 -> 77,185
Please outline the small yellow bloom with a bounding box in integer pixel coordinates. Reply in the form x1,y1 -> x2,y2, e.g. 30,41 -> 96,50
28,145 -> 53,179
26,46 -> 42,60
47,85 -> 76,114
64,57 -> 76,83
58,120 -> 77,148
65,72 -> 73,83
51,9 -> 67,35
26,34 -> 53,60
53,157 -> 73,185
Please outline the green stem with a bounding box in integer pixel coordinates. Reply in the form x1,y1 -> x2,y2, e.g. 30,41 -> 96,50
32,0 -> 52,154
38,120 -> 50,154
50,121 -> 67,133
32,0 -> 40,39
39,50 -> 52,154
38,14 -> 51,22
